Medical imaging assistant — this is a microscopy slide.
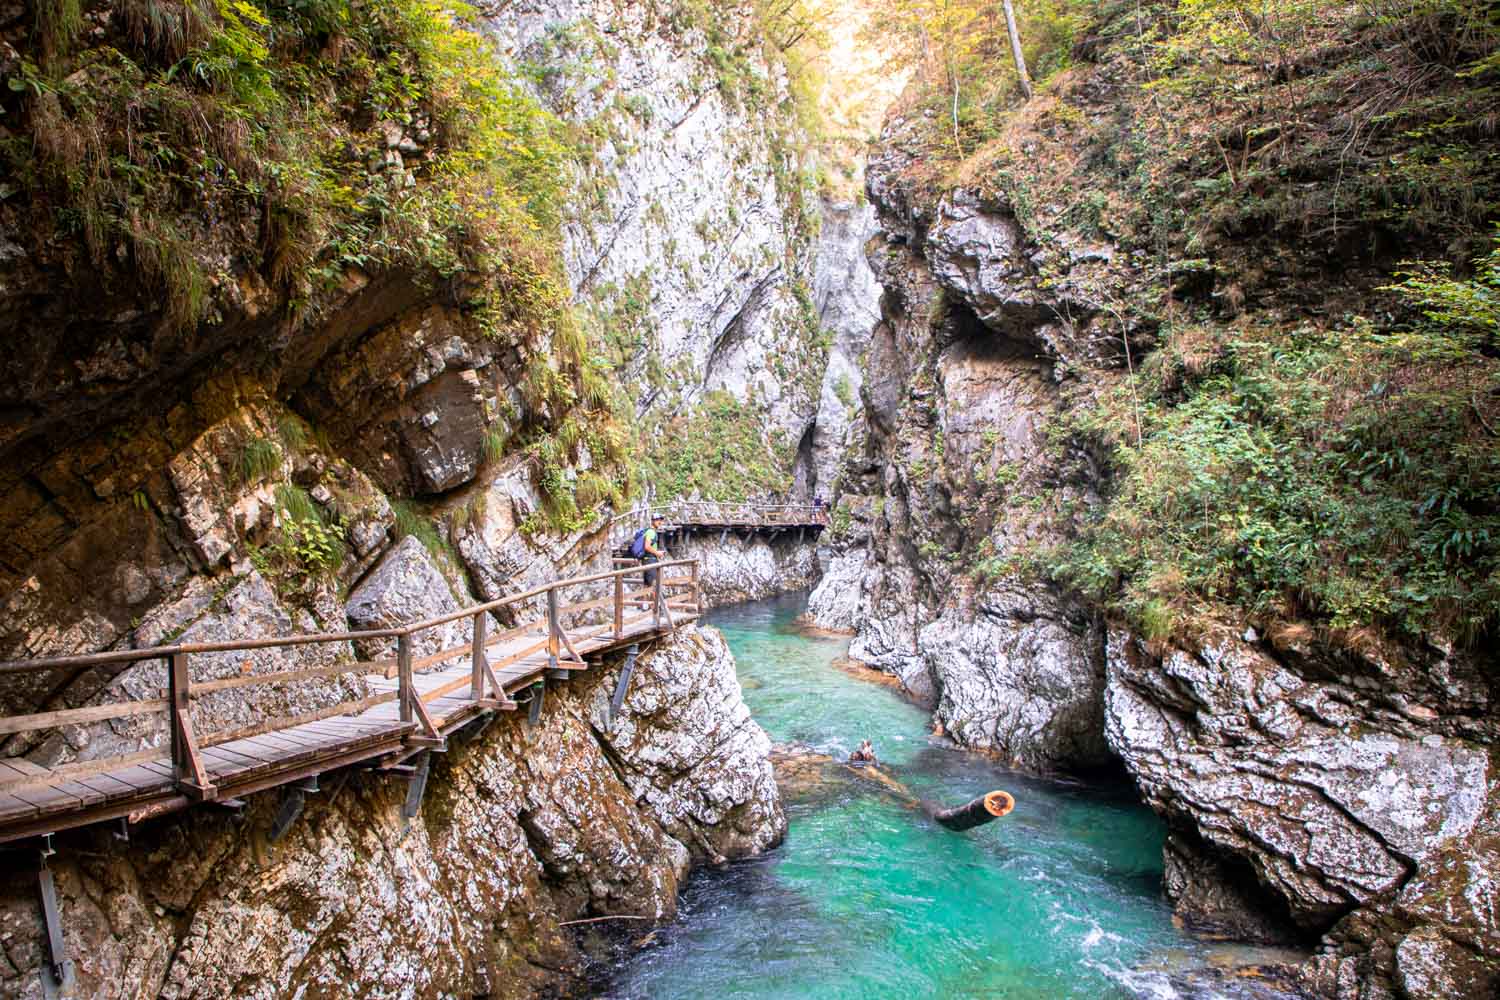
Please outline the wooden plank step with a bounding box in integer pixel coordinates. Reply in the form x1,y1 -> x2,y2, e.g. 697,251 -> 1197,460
107,764 -> 174,795
0,758 -> 49,779
72,772 -> 142,804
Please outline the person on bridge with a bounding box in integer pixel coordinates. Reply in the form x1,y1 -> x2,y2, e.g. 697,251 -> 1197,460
641,514 -> 667,587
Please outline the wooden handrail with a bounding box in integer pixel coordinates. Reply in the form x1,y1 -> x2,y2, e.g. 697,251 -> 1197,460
0,559 -> 699,675
0,551 -> 705,829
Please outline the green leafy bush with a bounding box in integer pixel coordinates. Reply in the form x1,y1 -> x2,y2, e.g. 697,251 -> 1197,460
1056,236 -> 1500,646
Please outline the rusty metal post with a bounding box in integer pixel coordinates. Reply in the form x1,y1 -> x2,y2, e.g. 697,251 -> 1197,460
470,612 -> 486,701
398,633 -> 414,724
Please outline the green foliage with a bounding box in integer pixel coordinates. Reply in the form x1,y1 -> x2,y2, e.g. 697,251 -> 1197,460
391,499 -> 454,564
829,501 -> 854,538
263,483 -> 345,578
863,0 -> 1082,158
277,414 -> 310,456
833,374 -> 855,409
5,0 -> 574,336
235,435 -> 282,483
645,390 -> 791,501
1055,237 -> 1500,646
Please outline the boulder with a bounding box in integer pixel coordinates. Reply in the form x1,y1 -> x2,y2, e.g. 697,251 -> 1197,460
595,626 -> 786,861
346,535 -> 470,659
921,589 -> 1110,770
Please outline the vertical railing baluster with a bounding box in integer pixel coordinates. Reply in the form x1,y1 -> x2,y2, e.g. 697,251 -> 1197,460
546,587 -> 560,671
168,652 -> 187,780
653,566 -> 663,630
398,633 -> 414,724
169,651 -> 213,797
691,560 -> 701,613
614,572 -> 624,638
470,612 -> 486,701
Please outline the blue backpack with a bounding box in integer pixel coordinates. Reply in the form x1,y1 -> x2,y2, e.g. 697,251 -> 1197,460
629,527 -> 649,558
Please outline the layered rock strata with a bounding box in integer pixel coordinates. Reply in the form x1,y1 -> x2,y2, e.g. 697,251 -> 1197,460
813,90 -> 1500,999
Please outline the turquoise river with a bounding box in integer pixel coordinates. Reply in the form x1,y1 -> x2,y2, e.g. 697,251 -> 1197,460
603,595 -> 1300,1000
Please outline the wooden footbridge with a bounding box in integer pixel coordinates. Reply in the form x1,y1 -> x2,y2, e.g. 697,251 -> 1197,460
0,560 -> 701,847
609,500 -> 830,553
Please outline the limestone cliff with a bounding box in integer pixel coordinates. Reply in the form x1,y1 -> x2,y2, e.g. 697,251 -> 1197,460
0,3 -> 830,997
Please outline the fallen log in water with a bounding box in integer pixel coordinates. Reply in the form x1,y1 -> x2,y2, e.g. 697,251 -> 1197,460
770,744 -> 1015,833
928,790 -> 1015,831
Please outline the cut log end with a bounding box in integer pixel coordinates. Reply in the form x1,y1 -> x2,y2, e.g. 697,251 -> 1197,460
983,790 -> 1015,818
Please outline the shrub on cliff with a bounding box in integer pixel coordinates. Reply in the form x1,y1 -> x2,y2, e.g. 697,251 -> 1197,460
1058,234 -> 1500,647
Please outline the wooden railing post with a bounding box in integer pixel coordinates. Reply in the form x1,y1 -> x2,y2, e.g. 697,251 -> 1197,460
653,568 -> 663,630
398,633 -> 414,724
470,612 -> 486,701
690,560 -> 701,612
546,587 -> 560,670
613,572 -> 624,638
169,652 -> 214,799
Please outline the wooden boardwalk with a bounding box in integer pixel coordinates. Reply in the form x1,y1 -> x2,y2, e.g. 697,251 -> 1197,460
0,561 -> 701,845
609,500 -> 830,552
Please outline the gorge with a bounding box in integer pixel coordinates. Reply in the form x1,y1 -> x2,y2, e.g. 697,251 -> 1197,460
1,1 -> 1497,999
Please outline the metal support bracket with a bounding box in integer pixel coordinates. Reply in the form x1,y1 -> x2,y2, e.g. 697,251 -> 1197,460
526,679 -> 544,727
402,751 -> 431,821
608,643 -> 641,729
37,851 -> 72,998
269,789 -> 305,843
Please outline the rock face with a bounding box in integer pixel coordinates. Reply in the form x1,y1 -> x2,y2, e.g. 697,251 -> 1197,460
0,6 -> 840,997
818,76 -> 1500,998
804,200 -> 881,495
806,117 -> 1111,771
345,534 -> 469,659
0,627 -> 782,1000
1106,630 -> 1499,997
598,626 -> 786,860
668,532 -> 820,608
483,2 -> 831,469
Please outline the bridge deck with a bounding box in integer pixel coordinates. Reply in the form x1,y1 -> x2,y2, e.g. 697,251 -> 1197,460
0,563 -> 700,845
609,501 -> 830,551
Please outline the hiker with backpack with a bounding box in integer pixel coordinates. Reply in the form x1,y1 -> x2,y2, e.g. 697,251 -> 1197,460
629,514 -> 667,588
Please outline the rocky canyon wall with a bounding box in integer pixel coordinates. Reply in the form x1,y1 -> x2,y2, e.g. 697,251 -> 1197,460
810,59 -> 1498,1000
0,3 -> 855,997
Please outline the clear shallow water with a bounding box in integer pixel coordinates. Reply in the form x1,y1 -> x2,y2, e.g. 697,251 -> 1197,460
603,595 -> 1258,1000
